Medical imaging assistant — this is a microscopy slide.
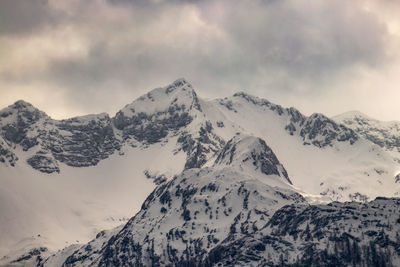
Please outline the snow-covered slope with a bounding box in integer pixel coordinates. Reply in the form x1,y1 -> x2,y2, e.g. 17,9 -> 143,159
42,137 -> 400,266
1,78 -> 400,264
203,93 -> 400,202
212,134 -> 292,185
44,135 -> 305,266
0,80 -> 201,259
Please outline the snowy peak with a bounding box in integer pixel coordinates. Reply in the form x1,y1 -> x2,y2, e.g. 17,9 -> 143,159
334,111 -> 400,151
213,134 -> 292,184
165,78 -> 193,94
0,100 -> 51,167
0,100 -> 48,131
5,100 -> 42,113
1,99 -> 47,117
117,78 -> 200,117
113,78 -> 201,143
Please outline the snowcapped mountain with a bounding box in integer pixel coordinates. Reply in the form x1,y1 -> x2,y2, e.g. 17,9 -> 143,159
41,137 -> 400,266
48,134 -> 303,266
1,78 -> 400,265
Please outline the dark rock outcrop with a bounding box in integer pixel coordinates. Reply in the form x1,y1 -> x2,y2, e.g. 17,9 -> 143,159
49,114 -> 120,167
27,154 -> 59,173
113,79 -> 201,144
300,113 -> 358,147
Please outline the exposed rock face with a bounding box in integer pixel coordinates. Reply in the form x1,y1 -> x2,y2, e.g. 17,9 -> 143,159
177,121 -> 225,170
285,107 -> 306,136
395,173 -> 400,183
0,104 -> 121,173
0,101 -> 49,168
112,79 -> 224,170
113,79 -> 201,144
10,247 -> 48,266
27,154 -> 60,173
114,106 -> 193,144
0,137 -> 17,166
300,113 -> 358,147
0,100 -> 47,148
49,114 -> 120,167
0,100 -> 122,172
0,100 -> 48,160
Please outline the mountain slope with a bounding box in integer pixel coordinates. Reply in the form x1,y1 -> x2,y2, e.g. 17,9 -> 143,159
1,78 -> 400,262
205,93 -> 400,202
47,135 -> 305,266
206,197 -> 400,266
40,136 -> 400,267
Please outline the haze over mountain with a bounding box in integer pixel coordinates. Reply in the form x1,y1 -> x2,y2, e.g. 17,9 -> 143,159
1,79 -> 400,266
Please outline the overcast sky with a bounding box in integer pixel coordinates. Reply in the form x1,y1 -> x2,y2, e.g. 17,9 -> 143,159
1,0 -> 400,120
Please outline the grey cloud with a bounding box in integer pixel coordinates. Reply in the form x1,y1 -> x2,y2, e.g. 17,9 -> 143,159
0,0 -> 61,35
50,1 -> 389,91
200,0 -> 387,77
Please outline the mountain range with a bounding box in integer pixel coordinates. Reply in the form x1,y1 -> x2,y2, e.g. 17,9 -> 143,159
1,79 -> 400,266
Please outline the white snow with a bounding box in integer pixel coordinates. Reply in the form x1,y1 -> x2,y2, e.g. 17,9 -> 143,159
0,138 -> 187,258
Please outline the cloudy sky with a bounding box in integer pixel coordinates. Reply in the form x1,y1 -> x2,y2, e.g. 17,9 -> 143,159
1,0 -> 400,120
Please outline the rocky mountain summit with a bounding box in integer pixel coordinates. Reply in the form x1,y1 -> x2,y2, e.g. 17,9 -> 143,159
114,79 -> 201,143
